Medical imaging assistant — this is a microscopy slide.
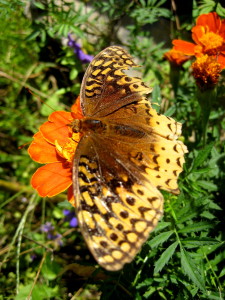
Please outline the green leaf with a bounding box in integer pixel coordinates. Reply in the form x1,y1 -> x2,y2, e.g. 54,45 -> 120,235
33,1 -> 45,9
154,221 -> 171,232
181,237 -> 220,246
176,210 -> 199,224
219,267 -> 225,279
164,105 -> 176,117
200,211 -> 216,220
70,68 -> 78,80
191,167 -> 213,174
154,241 -> 178,274
136,277 -> 153,289
180,247 -> 206,291
204,291 -> 225,300
152,84 -> 161,105
41,254 -> 61,280
40,94 -> 64,116
178,222 -> 214,233
197,180 -> 217,191
15,284 -> 59,300
207,200 -> 222,210
216,3 -> 225,17
53,206 -> 64,219
143,287 -> 157,298
25,30 -> 40,41
190,142 -> 214,172
148,230 -> 174,248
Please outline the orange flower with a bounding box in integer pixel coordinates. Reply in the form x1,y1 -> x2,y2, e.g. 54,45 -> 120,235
192,55 -> 222,90
28,97 -> 83,206
164,48 -> 191,66
173,12 -> 225,68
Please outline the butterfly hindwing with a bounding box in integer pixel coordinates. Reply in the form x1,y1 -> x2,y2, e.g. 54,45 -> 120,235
99,97 -> 188,194
73,135 -> 163,271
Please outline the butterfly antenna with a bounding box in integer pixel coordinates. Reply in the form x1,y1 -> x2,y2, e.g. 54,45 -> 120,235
26,88 -> 55,112
18,141 -> 32,149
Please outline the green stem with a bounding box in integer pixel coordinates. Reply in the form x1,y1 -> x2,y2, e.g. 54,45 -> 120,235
169,65 -> 181,97
196,88 -> 217,146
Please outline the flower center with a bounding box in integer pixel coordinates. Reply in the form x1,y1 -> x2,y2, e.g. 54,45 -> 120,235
192,55 -> 221,89
199,32 -> 224,55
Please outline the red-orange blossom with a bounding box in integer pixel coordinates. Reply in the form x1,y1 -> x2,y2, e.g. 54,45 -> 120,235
173,12 -> 225,68
28,97 -> 83,206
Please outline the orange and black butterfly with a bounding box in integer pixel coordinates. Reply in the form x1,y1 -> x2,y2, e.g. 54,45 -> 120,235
72,46 -> 187,271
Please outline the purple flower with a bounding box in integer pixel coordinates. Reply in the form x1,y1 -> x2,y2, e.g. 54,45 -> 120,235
40,222 -> 63,245
47,233 -> 63,246
30,254 -> 37,261
40,222 -> 54,233
63,209 -> 78,228
67,34 -> 93,64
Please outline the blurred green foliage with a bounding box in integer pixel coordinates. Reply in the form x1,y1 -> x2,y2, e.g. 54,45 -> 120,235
0,0 -> 225,299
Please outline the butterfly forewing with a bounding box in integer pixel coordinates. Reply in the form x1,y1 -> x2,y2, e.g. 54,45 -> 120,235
80,46 -> 152,117
73,46 -> 187,271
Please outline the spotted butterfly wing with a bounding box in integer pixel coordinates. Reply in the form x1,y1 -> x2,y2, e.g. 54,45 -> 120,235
80,46 -> 152,117
72,46 -> 187,271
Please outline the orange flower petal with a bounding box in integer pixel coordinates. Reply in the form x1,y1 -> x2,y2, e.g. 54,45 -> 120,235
220,20 -> 225,39
172,40 -> 196,55
31,162 -> 72,197
218,53 -> 225,69
196,12 -> 221,33
67,185 -> 75,207
28,132 -> 61,163
164,48 -> 190,66
192,26 -> 206,45
71,95 -> 83,120
40,111 -> 73,145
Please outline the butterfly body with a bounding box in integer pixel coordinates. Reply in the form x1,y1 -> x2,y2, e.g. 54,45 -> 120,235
72,46 -> 188,271
73,116 -> 147,139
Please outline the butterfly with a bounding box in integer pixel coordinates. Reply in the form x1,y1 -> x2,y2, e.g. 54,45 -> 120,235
72,46 -> 187,271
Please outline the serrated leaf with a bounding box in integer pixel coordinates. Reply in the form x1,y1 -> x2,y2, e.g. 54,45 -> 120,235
164,105 -> 176,117
216,3 -> 225,17
178,222 -> 213,233
148,230 -> 174,248
197,180 -> 217,191
182,237 -> 220,246
200,211 -> 216,220
207,200 -> 222,210
205,291 -> 225,300
143,287 -> 157,298
154,241 -> 178,274
180,247 -> 206,291
191,167 -> 213,174
177,211 -> 199,224
136,277 -> 153,289
154,221 -> 171,232
219,267 -> 225,278
190,142 -> 214,172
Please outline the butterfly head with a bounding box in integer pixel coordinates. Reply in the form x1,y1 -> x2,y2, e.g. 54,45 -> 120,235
71,119 -> 81,133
